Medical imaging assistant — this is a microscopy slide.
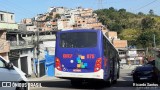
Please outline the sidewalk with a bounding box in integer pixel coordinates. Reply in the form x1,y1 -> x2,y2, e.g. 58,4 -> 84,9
28,75 -> 60,81
121,65 -> 142,70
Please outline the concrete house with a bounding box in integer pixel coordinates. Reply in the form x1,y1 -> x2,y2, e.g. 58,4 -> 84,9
0,10 -> 18,60
106,31 -> 128,65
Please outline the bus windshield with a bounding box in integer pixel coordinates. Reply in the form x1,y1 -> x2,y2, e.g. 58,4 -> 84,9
60,32 -> 97,48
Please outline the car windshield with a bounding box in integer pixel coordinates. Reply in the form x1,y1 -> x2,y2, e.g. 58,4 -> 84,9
135,66 -> 153,71
60,32 -> 97,48
0,57 -> 5,67
0,57 -> 4,61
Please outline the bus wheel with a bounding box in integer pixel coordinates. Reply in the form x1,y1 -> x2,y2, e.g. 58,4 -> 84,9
106,78 -> 112,87
71,80 -> 82,87
113,79 -> 117,84
117,72 -> 120,79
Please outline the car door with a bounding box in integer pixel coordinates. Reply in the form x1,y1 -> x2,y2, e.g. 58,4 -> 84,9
0,57 -> 20,81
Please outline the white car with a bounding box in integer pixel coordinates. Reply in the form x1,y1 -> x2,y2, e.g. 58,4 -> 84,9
0,56 -> 28,90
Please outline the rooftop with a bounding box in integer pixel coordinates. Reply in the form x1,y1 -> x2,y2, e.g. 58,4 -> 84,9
0,10 -> 14,14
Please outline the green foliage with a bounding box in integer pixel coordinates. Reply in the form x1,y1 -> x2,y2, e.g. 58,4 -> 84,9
119,29 -> 141,46
94,7 -> 160,48
55,14 -> 61,19
138,12 -> 144,16
94,7 -> 137,32
46,16 -> 52,21
137,30 -> 160,48
149,9 -> 154,16
141,17 -> 156,30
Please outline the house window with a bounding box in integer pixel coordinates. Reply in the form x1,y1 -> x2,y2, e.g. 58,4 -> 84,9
0,14 -> 4,21
11,15 -> 13,20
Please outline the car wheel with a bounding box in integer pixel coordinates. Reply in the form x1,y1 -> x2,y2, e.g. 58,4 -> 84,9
16,81 -> 27,90
155,75 -> 160,83
133,78 -> 139,83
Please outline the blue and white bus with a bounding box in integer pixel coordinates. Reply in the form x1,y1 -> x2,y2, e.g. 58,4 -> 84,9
55,29 -> 120,86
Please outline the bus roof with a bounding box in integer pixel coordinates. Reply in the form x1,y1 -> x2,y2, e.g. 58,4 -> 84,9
59,29 -> 101,33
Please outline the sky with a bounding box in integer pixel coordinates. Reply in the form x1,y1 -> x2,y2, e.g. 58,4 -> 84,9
0,0 -> 160,22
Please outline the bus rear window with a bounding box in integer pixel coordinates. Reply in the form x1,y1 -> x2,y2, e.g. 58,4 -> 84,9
60,32 -> 97,48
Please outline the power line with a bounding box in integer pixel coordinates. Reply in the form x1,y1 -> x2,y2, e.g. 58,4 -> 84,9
134,0 -> 158,12
97,0 -> 103,9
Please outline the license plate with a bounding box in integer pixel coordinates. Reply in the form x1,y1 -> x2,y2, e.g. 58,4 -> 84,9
140,77 -> 147,80
73,69 -> 81,72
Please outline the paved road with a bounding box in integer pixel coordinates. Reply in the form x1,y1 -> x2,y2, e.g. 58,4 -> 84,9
30,69 -> 160,90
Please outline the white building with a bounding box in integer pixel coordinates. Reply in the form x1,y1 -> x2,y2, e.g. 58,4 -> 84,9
49,7 -> 67,14
0,10 -> 15,23
0,11 -> 18,29
18,24 -> 37,31
127,49 -> 145,65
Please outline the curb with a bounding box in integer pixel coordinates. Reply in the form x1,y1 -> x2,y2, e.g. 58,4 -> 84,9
28,76 -> 60,81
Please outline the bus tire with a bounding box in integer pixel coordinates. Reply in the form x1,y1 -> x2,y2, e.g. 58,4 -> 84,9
106,77 -> 112,87
71,80 -> 82,87
117,72 -> 120,79
113,79 -> 117,84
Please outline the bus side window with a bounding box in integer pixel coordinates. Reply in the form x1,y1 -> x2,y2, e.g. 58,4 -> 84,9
110,48 -> 113,59
103,36 -> 108,55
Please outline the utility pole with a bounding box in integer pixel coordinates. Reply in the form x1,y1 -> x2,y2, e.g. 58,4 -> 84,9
35,15 -> 40,78
36,28 -> 40,77
32,31 -> 36,77
153,34 -> 156,48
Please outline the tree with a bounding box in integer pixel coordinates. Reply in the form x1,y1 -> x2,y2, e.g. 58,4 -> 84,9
46,16 -> 52,21
141,17 -> 156,30
118,9 -> 126,13
94,7 -> 160,48
138,12 -> 144,15
137,31 -> 152,48
55,14 -> 61,19
149,9 -> 154,16
137,30 -> 160,48
109,7 -> 116,11
119,29 -> 141,46
108,23 -> 123,32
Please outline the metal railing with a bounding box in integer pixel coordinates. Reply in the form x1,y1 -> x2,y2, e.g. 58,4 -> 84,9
10,40 -> 34,46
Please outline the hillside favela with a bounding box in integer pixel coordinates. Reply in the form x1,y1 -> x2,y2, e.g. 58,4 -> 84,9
1,5 -> 160,90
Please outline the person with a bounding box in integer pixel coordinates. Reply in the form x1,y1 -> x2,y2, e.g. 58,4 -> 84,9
144,57 -> 148,64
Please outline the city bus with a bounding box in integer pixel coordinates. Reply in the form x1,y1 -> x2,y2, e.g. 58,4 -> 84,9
55,29 -> 120,86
